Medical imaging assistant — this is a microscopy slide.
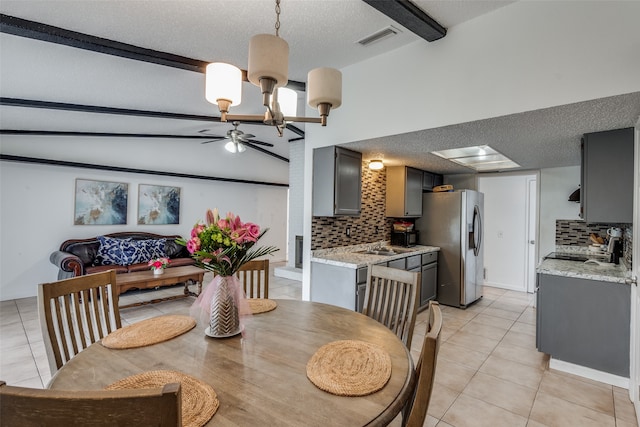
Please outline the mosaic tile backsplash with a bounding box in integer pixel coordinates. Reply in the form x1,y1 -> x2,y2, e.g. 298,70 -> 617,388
311,162 -> 397,250
556,219 -> 632,267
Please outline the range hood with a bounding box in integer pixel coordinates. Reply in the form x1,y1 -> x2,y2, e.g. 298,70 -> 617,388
568,187 -> 580,203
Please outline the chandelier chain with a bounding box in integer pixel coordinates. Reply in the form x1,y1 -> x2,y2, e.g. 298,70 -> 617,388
275,0 -> 281,37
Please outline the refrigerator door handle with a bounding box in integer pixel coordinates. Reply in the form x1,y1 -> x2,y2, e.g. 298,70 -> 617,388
471,205 -> 482,257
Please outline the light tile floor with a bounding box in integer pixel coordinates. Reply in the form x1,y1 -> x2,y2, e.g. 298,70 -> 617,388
1,265 -> 637,427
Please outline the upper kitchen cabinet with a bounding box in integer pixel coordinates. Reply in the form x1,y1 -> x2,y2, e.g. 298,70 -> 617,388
386,166 -> 423,217
580,128 -> 633,223
313,146 -> 362,217
422,171 -> 444,191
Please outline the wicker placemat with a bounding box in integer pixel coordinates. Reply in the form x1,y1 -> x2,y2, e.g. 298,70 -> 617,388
101,315 -> 196,349
247,298 -> 277,314
105,370 -> 218,427
306,340 -> 392,396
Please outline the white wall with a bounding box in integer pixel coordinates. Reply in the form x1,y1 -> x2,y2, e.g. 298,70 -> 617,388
301,1 -> 640,298
0,158 -> 288,301
539,166 -> 582,258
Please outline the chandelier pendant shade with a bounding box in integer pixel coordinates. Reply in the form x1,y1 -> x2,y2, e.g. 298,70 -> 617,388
204,0 -> 342,136
248,34 -> 289,89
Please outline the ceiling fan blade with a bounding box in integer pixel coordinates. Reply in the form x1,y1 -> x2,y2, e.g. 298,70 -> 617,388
246,139 -> 274,148
198,129 -> 226,139
201,137 -> 229,144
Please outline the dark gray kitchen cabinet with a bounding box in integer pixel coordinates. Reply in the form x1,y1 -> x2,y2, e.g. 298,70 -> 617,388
422,172 -> 434,191
536,273 -> 630,377
386,166 -> 423,217
389,251 -> 438,312
580,127 -> 633,223
313,146 -> 362,216
422,172 -> 444,191
420,253 -> 438,310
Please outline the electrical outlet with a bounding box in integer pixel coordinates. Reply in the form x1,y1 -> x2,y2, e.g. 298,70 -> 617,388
346,226 -> 351,237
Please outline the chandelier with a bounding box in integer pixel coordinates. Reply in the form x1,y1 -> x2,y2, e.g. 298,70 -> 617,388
205,0 -> 342,137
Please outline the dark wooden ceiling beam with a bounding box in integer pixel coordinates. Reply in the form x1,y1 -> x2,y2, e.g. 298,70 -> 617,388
362,0 -> 446,42
0,129 -> 290,163
0,97 -> 305,138
0,14 -> 306,91
0,154 -> 289,187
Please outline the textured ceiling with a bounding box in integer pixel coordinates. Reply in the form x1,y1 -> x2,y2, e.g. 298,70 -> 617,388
344,92 -> 640,174
1,1 -> 638,174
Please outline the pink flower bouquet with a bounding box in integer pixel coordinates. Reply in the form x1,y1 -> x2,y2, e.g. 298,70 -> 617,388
177,208 -> 278,276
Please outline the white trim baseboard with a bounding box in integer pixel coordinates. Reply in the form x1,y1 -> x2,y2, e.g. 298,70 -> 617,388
549,358 -> 629,389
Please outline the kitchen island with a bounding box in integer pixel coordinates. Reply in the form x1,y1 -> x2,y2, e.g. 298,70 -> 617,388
535,252 -> 632,387
311,242 -> 440,312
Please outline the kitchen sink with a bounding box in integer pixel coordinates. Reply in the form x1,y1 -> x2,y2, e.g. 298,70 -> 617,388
355,247 -> 414,256
355,250 -> 398,256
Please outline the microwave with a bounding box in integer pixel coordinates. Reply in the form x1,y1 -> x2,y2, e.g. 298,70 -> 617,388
391,230 -> 419,247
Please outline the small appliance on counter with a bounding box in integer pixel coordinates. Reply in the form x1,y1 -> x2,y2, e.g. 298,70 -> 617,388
391,221 -> 418,247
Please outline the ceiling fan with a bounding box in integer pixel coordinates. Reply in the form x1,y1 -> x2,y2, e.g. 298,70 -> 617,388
199,121 -> 274,153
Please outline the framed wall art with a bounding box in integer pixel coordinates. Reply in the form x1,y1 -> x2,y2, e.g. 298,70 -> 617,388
137,184 -> 181,225
74,179 -> 128,225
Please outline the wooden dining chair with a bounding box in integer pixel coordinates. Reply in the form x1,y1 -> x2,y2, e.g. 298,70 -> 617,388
38,270 -> 121,375
362,264 -> 420,349
0,380 -> 182,426
237,259 -> 270,298
402,301 -> 443,427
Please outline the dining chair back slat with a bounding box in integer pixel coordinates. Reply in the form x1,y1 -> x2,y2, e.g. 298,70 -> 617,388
363,264 -> 419,349
0,380 -> 181,426
237,259 -> 269,299
403,301 -> 443,427
38,270 -> 121,375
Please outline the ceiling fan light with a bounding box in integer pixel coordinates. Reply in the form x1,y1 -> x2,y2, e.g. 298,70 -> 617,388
248,34 -> 289,89
307,67 -> 342,110
369,159 -> 384,170
237,142 -> 246,153
205,63 -> 242,107
278,87 -> 298,117
225,141 -> 238,153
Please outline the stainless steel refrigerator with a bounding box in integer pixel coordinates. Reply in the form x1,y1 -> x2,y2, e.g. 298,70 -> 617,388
415,190 -> 484,308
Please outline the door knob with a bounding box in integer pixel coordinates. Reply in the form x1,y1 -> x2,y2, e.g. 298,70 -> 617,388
529,240 -> 535,244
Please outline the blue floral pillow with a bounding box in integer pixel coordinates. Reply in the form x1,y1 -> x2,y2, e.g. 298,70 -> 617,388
120,239 -> 167,265
120,240 -> 151,265
147,238 -> 167,259
96,236 -> 127,266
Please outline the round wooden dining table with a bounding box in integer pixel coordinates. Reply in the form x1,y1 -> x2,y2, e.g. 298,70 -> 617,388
48,299 -> 415,426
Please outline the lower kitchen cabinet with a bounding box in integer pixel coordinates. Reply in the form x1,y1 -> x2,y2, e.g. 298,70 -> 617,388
420,262 -> 437,308
536,273 -> 630,377
310,262 -> 360,311
311,250 -> 439,312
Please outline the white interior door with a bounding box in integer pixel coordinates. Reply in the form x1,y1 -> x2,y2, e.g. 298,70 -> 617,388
630,119 -> 640,420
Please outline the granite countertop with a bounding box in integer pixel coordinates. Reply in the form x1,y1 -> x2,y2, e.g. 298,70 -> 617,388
311,241 -> 440,269
537,246 -> 631,284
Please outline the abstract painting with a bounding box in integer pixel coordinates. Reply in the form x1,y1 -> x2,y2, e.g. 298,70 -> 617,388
74,179 -> 128,225
137,184 -> 181,225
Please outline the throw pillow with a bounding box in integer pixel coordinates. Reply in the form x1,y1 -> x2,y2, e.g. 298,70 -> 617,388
95,236 -> 127,266
120,239 -> 153,265
147,238 -> 167,259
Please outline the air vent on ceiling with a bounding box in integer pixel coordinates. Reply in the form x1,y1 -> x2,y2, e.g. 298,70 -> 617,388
357,26 -> 401,46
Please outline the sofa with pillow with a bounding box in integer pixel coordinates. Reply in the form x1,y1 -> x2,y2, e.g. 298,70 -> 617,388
50,232 -> 195,280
